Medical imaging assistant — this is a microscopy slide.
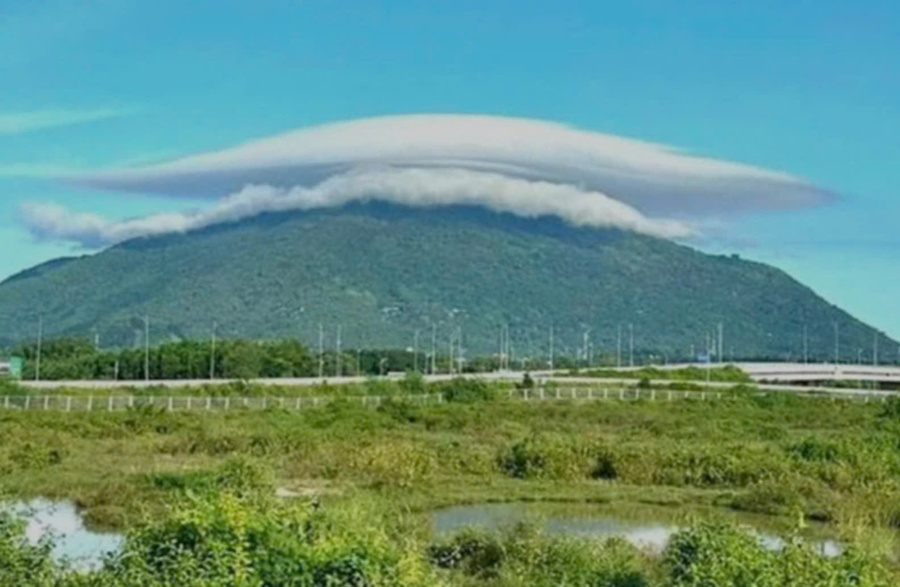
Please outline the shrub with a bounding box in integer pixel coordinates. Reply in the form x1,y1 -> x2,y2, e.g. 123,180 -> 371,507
399,370 -> 426,394
438,378 -> 496,403
428,527 -> 506,577
665,521 -> 891,587
879,397 -> 900,419
497,435 -> 604,480
788,438 -> 841,463
517,372 -> 536,390
498,437 -> 547,479
376,397 -> 422,423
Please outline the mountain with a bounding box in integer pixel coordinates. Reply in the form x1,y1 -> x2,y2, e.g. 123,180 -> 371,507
0,203 -> 891,361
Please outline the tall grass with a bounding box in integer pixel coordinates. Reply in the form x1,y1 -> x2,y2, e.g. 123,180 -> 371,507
2,380 -> 900,584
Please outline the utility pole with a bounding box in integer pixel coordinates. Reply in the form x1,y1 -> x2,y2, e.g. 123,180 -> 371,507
210,321 -> 217,380
35,314 -> 43,382
582,328 -> 590,367
500,323 -> 510,371
448,328 -> 455,375
431,323 -> 437,375
874,332 -> 879,367
457,326 -> 463,373
413,329 -> 420,373
549,326 -> 554,371
833,322 -> 839,366
335,325 -> 342,377
628,323 -> 634,367
803,324 -> 808,364
318,323 -> 324,379
143,314 -> 150,382
457,326 -> 465,373
718,322 -> 724,365
356,348 -> 362,376
706,331 -> 712,383
617,324 -> 622,368
498,325 -> 505,371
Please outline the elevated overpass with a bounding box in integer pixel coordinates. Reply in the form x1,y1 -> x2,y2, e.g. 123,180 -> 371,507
650,362 -> 900,385
736,362 -> 900,385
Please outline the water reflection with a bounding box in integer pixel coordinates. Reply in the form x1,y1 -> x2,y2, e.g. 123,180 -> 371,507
432,502 -> 843,557
5,499 -> 124,570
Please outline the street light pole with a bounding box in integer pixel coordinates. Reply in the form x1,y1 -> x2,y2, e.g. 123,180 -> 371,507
717,322 -> 723,365
431,323 -> 436,375
628,323 -> 634,367
617,324 -> 622,368
549,326 -> 554,371
144,315 -> 150,382
833,322 -> 839,367
210,321 -> 217,380
35,314 -> 43,382
335,325 -> 342,377
318,323 -> 324,379
803,324 -> 808,364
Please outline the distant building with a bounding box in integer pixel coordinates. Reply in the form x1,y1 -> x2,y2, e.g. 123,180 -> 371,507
0,357 -> 24,379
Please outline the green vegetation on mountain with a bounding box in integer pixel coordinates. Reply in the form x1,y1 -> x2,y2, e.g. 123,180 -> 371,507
0,203 -> 891,359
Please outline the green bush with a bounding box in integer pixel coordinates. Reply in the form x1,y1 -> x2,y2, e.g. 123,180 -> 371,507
438,378 -> 496,403
788,438 -> 841,463
665,522 -> 890,587
428,527 -> 506,578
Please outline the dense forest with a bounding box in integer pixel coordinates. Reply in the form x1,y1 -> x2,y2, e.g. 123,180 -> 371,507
0,204 -> 892,359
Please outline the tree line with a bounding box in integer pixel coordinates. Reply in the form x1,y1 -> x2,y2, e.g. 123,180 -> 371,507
6,337 -> 577,381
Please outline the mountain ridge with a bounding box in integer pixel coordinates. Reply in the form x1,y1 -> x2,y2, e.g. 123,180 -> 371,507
0,202 -> 891,361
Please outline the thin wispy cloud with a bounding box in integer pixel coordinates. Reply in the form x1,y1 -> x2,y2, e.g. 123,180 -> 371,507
0,163 -> 86,178
0,107 -> 135,135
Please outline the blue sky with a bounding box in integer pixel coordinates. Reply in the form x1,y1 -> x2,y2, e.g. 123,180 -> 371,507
1,0 -> 899,337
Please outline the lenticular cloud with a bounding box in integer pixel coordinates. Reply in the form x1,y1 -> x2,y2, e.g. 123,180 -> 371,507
26,114 -> 835,247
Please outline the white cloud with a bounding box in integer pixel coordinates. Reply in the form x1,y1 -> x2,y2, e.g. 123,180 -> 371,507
25,114 -> 836,247
0,107 -> 134,135
23,167 -> 694,248
71,114 -> 835,215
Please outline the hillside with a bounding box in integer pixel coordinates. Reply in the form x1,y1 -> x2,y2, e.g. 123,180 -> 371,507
0,203 -> 890,360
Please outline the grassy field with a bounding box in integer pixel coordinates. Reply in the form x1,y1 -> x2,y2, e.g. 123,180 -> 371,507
2,377 -> 900,585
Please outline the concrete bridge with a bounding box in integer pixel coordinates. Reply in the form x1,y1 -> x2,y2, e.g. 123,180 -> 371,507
734,362 -> 900,385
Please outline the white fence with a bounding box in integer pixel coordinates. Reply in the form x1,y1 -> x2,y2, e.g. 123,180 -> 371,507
0,385 -> 889,413
0,387 -> 723,412
0,393 -> 446,412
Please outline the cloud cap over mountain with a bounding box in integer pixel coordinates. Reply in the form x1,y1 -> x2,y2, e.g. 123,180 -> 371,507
70,114 -> 835,216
